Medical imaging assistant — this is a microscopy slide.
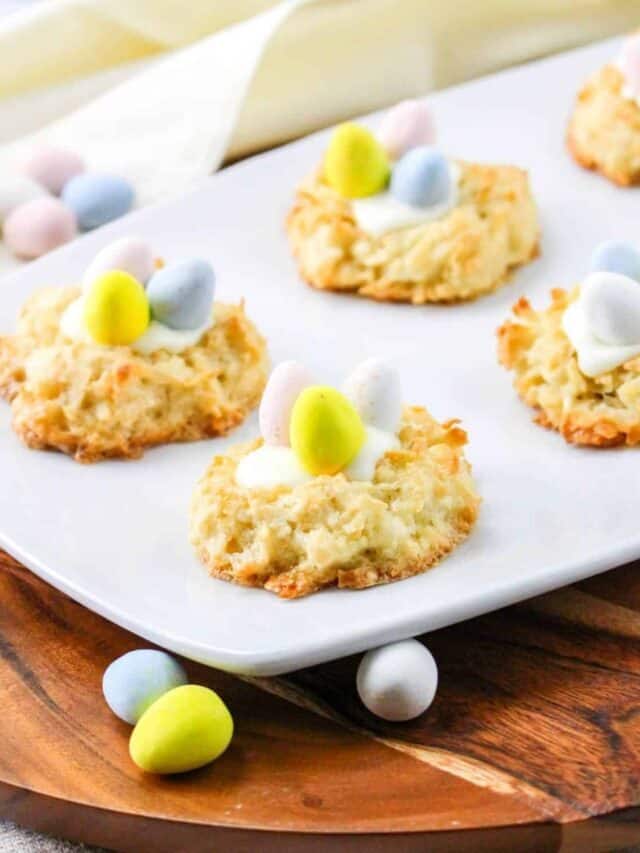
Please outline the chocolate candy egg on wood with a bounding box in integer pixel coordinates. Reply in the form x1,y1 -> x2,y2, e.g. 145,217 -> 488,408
21,145 -> 85,195
343,358 -> 402,433
378,99 -> 436,160
259,361 -> 314,446
147,259 -> 215,330
103,649 -> 188,725
290,386 -> 365,475
62,173 -> 134,230
582,271 -> 640,346
357,639 -> 438,722
83,237 -> 155,293
0,173 -> 48,225
129,684 -> 233,774
3,197 -> 77,259
390,146 -> 451,208
325,123 -> 390,198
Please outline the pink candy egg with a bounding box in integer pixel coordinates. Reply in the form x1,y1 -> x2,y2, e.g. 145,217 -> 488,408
619,36 -> 640,94
378,100 -> 436,160
4,197 -> 77,260
21,145 -> 85,195
259,361 -> 314,446
82,237 -> 155,292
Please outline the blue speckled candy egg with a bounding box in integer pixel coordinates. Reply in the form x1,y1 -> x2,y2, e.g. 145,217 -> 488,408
590,241 -> 640,282
61,173 -> 134,230
390,146 -> 451,208
147,259 -> 215,330
103,649 -> 188,725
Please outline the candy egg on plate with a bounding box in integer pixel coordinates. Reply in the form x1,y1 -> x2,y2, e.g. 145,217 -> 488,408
0,173 -> 48,225
325,123 -> 390,199
84,270 -> 150,346
83,237 -> 155,293
590,240 -> 640,282
290,386 -> 365,475
3,197 -> 77,259
147,259 -> 215,330
62,173 -> 135,230
582,271 -> 640,346
343,358 -> 402,433
390,146 -> 451,208
129,684 -> 233,774
357,639 -> 438,722
103,649 -> 188,725
378,99 -> 436,160
259,361 -> 314,446
20,145 -> 85,195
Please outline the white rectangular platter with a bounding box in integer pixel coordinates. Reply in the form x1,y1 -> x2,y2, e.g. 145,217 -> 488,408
1,37 -> 639,676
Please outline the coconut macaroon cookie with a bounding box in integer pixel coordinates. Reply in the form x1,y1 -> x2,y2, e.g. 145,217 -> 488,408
0,237 -> 268,462
286,99 -> 539,303
190,359 -> 480,599
568,34 -> 640,185
498,241 -> 640,447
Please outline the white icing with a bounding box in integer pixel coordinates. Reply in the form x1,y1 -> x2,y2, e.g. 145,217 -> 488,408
235,445 -> 313,489
562,297 -> 640,377
351,162 -> 459,237
235,426 -> 399,489
59,296 -> 211,354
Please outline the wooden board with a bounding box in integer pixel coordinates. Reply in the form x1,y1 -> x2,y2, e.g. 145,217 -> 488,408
2,549 -> 640,852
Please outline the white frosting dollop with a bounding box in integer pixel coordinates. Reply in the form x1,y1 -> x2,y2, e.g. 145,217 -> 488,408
351,162 -> 459,237
563,292 -> 640,377
235,426 -> 399,490
59,296 -> 212,355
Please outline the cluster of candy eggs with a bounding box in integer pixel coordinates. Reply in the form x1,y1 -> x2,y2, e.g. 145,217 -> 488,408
323,99 -> 452,209
585,240 -> 640,346
103,649 -> 233,774
79,237 -> 215,346
258,358 -> 402,477
1,145 -> 135,260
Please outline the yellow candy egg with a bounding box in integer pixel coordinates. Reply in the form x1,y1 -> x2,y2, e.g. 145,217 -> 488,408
129,684 -> 233,775
290,386 -> 365,475
324,123 -> 390,198
84,270 -> 149,346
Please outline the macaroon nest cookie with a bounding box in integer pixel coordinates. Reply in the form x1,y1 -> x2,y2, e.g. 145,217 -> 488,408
0,286 -> 268,462
497,289 -> 640,447
190,405 -> 480,599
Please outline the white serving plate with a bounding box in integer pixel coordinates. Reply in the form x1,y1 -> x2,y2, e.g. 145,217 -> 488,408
1,37 -> 639,676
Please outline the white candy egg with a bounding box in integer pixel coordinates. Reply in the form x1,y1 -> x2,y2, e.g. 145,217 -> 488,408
582,271 -> 640,346
83,237 -> 155,293
378,100 -> 436,160
0,173 -> 48,225
259,361 -> 313,446
343,358 -> 402,433
356,639 -> 438,722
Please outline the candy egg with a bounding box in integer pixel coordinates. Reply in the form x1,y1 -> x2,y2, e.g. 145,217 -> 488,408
325,123 -> 390,199
356,640 -> 438,722
129,684 -> 233,774
343,358 -> 402,433
378,99 -> 436,160
83,237 -> 155,293
259,361 -> 314,446
582,271 -> 640,346
147,259 -> 215,330
3,197 -> 77,259
390,147 -> 451,208
618,35 -> 640,94
62,173 -> 134,230
589,240 -> 640,282
290,386 -> 365,475
20,145 -> 85,195
84,270 -> 150,345
0,173 -> 48,225
103,649 -> 188,725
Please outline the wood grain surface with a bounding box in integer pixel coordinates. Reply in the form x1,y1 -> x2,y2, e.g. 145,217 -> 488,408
2,548 -> 640,851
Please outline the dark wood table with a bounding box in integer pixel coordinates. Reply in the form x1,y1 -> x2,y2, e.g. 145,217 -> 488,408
2,549 -> 640,852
